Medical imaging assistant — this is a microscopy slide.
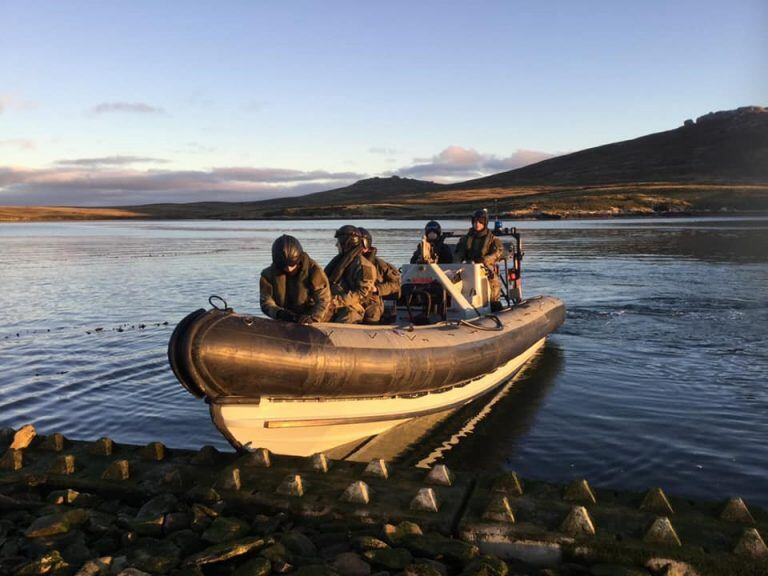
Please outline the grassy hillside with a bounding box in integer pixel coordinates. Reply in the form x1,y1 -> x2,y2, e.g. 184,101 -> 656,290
0,206 -> 146,222
3,106 -> 767,221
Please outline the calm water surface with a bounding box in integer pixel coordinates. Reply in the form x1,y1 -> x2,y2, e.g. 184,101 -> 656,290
1,218 -> 766,505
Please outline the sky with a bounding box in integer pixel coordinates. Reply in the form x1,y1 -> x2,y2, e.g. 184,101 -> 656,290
1,1 -> 766,206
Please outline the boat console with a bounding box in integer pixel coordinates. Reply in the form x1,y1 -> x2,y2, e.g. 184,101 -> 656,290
397,263 -> 493,322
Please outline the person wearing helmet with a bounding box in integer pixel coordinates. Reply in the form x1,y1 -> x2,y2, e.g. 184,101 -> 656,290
455,209 -> 505,311
359,227 -> 401,323
324,225 -> 377,323
260,235 -> 332,324
410,220 -> 453,264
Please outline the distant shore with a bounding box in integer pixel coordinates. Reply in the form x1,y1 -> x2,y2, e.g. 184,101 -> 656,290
3,181 -> 767,222
2,206 -> 767,223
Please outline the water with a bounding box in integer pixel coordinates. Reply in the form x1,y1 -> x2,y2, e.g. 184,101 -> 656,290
1,217 -> 766,505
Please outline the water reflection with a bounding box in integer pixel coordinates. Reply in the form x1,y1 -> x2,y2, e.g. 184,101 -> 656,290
398,343 -> 564,468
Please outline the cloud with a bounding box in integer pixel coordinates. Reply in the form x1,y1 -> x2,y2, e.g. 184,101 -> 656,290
0,139 -> 36,150
212,167 -> 363,183
55,156 -> 169,167
88,102 -> 165,115
0,164 -> 365,206
0,94 -> 39,113
396,145 -> 557,182
368,147 -> 400,155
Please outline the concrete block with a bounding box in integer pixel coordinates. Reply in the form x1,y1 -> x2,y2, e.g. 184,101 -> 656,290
40,432 -> 66,452
243,448 -> 271,468
491,472 -> 523,496
49,454 -> 76,475
720,497 -> 755,524
101,459 -> 130,481
410,488 -> 439,512
643,517 -> 681,547
218,467 -> 242,491
425,464 -> 453,487
364,459 -> 389,479
341,481 -> 371,504
563,479 -> 596,505
192,445 -> 219,465
733,528 -> 768,559
90,437 -> 114,456
141,441 -> 167,461
309,452 -> 330,473
482,494 -> 515,523
0,448 -> 22,471
640,488 -> 674,515
559,506 -> 595,537
276,474 -> 305,497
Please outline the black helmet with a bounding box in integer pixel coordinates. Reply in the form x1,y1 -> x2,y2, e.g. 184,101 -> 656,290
472,209 -> 488,228
334,225 -> 362,252
424,220 -> 442,237
358,227 -> 373,251
272,234 -> 303,270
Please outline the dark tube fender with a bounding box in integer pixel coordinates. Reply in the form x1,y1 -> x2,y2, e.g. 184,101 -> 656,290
168,296 -> 565,401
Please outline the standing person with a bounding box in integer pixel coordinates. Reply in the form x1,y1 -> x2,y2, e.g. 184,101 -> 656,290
260,235 -> 332,324
455,209 -> 505,311
324,225 -> 378,324
410,220 -> 453,264
359,227 -> 401,323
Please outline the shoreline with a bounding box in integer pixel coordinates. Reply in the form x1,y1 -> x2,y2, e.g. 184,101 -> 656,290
1,425 -> 766,575
2,209 -> 767,224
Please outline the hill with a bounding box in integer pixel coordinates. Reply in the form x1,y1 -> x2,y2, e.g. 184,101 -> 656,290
151,105 -> 768,220
202,106 -> 768,219
3,106 -> 767,221
454,106 -> 768,188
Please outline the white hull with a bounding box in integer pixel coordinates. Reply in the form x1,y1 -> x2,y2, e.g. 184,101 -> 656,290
210,337 -> 546,456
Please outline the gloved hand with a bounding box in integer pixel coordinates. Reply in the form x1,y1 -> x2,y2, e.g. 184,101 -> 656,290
276,309 -> 297,322
297,315 -> 315,325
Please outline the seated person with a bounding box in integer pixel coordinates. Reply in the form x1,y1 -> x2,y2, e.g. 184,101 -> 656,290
260,235 -> 332,324
324,225 -> 377,324
359,227 -> 400,323
410,220 -> 453,264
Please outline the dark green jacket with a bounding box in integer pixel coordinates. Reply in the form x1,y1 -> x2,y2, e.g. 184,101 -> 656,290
260,252 -> 332,322
454,228 -> 504,267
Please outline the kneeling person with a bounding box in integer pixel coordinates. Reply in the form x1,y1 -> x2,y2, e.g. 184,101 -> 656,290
260,235 -> 332,324
325,225 -> 377,324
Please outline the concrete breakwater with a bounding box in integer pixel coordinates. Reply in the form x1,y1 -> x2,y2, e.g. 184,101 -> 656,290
1,425 -> 766,576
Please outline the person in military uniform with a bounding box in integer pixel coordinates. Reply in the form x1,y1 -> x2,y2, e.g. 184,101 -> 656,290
455,209 -> 505,311
324,225 -> 378,324
260,235 -> 332,324
410,220 -> 453,264
359,227 -> 401,323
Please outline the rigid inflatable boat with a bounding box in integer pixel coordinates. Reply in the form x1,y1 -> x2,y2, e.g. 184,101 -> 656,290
169,237 -> 565,456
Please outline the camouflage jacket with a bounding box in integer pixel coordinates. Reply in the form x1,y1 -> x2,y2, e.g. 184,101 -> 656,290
368,249 -> 401,299
454,228 -> 504,268
325,250 -> 378,313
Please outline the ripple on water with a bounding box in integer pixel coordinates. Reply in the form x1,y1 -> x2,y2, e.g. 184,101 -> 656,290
1,218 -> 767,504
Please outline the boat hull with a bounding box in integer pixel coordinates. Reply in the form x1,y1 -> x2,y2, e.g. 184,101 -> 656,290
168,294 -> 565,456
169,296 -> 565,400
209,337 -> 545,455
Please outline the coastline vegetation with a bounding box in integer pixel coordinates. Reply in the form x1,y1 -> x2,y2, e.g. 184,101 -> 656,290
2,182 -> 766,222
